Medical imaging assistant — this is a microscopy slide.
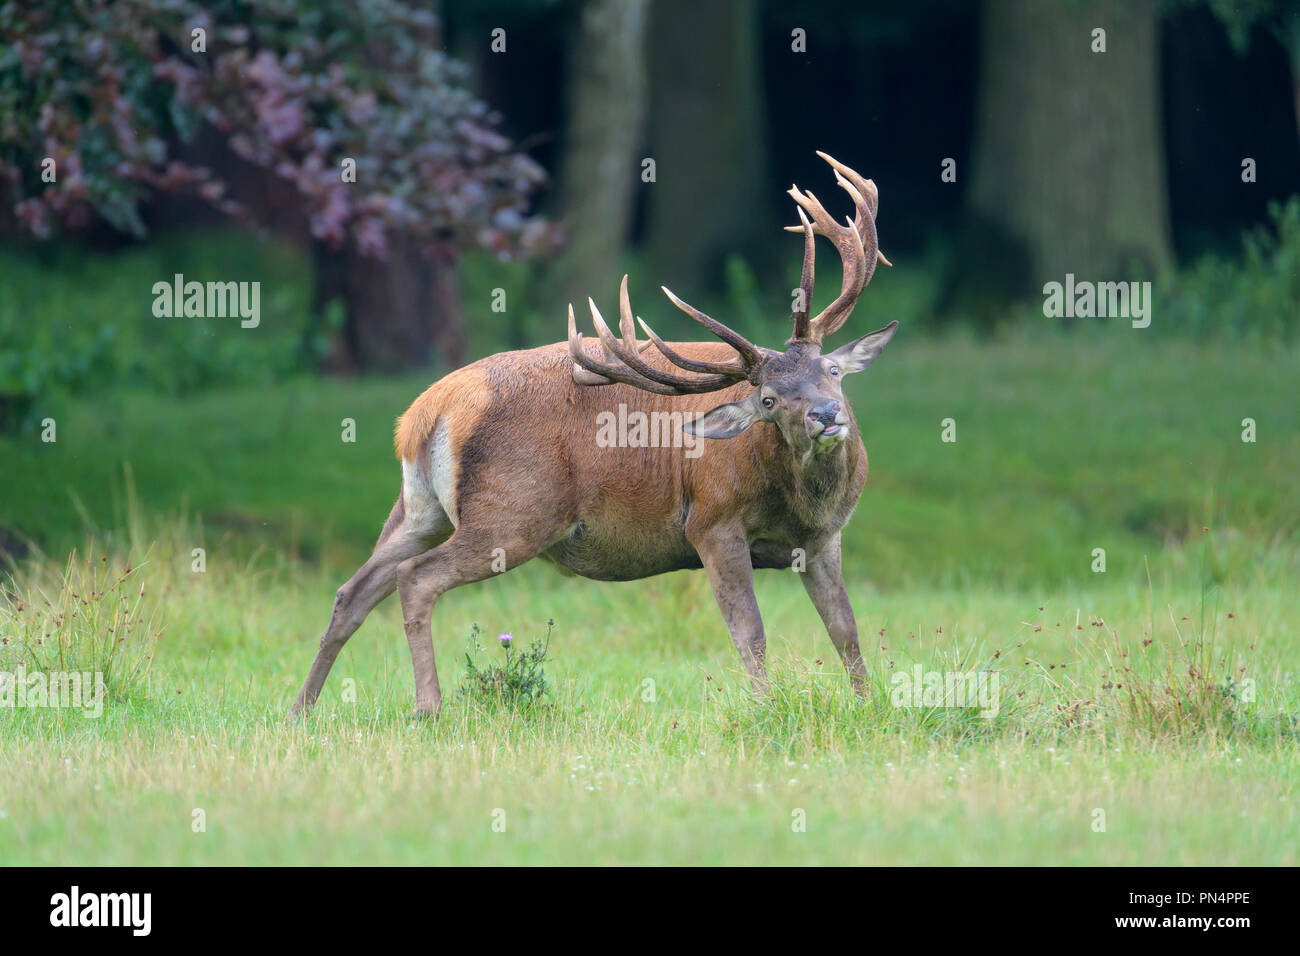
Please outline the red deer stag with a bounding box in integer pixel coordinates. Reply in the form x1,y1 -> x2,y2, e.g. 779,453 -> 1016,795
289,152 -> 896,718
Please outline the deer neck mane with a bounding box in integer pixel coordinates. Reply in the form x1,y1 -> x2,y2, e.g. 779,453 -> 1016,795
756,423 -> 860,529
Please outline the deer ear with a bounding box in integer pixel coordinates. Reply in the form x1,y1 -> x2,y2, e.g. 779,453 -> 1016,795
826,320 -> 899,374
685,398 -> 761,440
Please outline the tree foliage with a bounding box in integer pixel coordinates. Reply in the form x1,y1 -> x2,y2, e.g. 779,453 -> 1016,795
0,0 -> 552,260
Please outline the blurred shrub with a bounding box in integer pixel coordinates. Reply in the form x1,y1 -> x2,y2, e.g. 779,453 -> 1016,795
0,303 -> 117,432
1155,197 -> 1300,342
0,231 -> 314,431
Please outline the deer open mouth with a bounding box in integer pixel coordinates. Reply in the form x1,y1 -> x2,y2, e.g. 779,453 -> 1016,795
815,422 -> 847,443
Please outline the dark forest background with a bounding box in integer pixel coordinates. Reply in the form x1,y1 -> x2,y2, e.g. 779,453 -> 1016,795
2,0 -> 1299,399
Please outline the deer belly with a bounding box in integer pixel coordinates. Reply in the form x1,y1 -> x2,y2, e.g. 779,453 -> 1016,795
541,519 -> 702,581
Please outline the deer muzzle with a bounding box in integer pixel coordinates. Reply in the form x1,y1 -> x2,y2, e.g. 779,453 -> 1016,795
808,401 -> 848,441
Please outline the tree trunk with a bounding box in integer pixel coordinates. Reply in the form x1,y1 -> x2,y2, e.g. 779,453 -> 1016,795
313,235 -> 465,373
539,0 -> 650,325
969,0 -> 1174,289
309,4 -> 465,373
428,244 -> 466,367
643,0 -> 768,292
1286,13 -> 1300,146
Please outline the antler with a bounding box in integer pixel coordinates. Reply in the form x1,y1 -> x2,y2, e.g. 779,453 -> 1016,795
568,153 -> 886,392
786,151 -> 890,344
568,275 -> 762,395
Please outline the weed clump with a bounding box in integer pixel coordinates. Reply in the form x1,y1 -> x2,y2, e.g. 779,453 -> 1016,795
458,619 -> 554,713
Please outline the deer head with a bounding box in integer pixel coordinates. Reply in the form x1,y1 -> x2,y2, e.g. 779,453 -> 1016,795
568,151 -> 898,459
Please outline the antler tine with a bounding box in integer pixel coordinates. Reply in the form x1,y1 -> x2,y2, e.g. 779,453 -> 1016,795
588,298 -> 739,393
781,153 -> 883,342
660,286 -> 765,370
817,150 -> 877,220
617,274 -> 639,350
792,206 -> 815,341
568,280 -> 756,396
635,316 -> 749,376
569,303 -> 677,394
804,152 -> 890,267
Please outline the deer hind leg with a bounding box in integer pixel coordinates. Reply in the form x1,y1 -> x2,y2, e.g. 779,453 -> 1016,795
288,490 -> 451,719
394,524 -> 556,717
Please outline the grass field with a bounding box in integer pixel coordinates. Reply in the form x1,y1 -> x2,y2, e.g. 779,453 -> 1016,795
1,329 -> 1298,865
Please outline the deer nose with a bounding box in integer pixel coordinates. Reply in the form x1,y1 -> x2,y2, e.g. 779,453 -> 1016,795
808,401 -> 841,425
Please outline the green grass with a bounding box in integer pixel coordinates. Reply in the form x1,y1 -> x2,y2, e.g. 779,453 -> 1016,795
1,329 -> 1298,864
1,530 -> 1295,865
5,327 -> 1298,588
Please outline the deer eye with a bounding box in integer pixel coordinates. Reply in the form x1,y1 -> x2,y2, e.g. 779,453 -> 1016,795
828,365 -> 841,377
761,396 -> 775,409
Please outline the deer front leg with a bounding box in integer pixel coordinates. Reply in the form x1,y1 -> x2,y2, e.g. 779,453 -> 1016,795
690,526 -> 769,692
800,533 -> 868,695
